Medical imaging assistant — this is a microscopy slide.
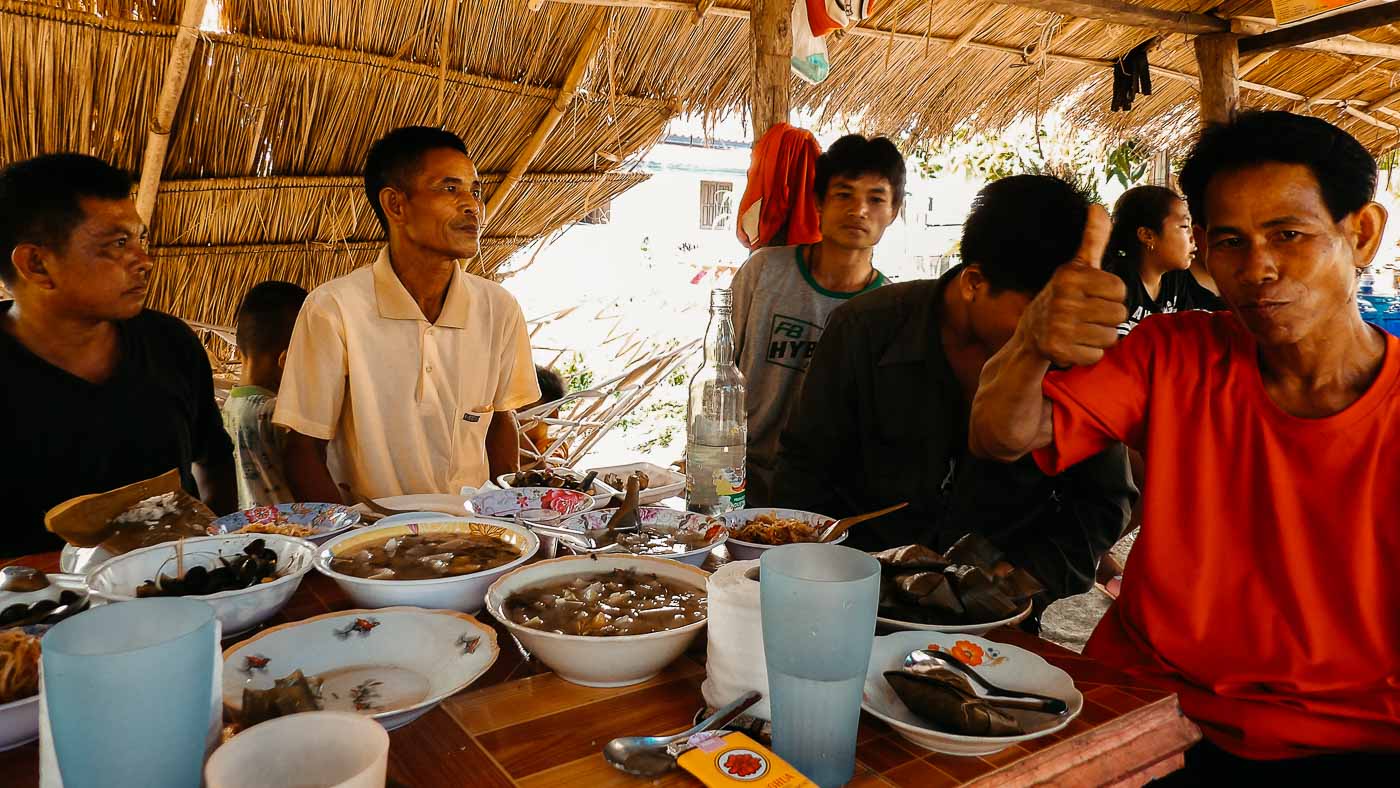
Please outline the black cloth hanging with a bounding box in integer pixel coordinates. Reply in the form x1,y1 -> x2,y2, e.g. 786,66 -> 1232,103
1112,40 -> 1154,112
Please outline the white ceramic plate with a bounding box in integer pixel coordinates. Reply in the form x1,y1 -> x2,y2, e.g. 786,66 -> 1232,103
586,462 -> 686,506
862,630 -> 1082,756
223,607 -> 499,730
0,626 -> 45,752
876,601 -> 1034,636
372,494 -> 470,516
467,487 -> 595,518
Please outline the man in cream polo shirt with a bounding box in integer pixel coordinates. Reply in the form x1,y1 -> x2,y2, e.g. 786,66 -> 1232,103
275,127 -> 539,501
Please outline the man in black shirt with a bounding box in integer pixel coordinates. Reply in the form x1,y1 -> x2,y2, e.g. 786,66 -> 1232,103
0,154 -> 235,557
772,175 -> 1135,603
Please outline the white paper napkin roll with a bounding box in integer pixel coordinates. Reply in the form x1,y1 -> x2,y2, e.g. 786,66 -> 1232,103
701,559 -> 771,720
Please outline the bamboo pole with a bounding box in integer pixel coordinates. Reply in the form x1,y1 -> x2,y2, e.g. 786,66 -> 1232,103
948,5 -> 1001,56
135,0 -> 208,225
484,9 -> 610,227
436,0 -> 455,126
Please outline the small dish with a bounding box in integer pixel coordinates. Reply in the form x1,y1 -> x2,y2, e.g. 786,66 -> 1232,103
495,470 -> 619,509
555,507 -> 726,567
0,625 -> 47,752
862,631 -> 1082,756
876,601 -> 1034,636
586,462 -> 686,505
717,508 -> 847,561
207,503 -> 361,545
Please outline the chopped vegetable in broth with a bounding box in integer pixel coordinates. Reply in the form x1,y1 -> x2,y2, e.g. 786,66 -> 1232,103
504,569 -> 707,636
607,523 -> 720,556
330,533 -> 520,580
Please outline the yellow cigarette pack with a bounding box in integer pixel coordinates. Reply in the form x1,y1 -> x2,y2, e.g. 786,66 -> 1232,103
677,732 -> 817,788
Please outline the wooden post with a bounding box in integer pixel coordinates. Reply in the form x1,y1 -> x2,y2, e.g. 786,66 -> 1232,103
135,0 -> 208,225
750,0 -> 792,140
1194,33 -> 1239,126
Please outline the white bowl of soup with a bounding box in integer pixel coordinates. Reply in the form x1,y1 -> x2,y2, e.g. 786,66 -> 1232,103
314,518 -> 538,613
484,554 -> 709,687
554,507 -> 727,567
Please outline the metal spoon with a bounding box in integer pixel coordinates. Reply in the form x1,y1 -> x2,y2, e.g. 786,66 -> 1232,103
517,523 -> 622,552
904,649 -> 1068,714
603,691 -> 762,777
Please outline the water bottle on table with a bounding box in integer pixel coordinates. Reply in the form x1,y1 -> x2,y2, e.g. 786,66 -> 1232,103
685,288 -> 747,515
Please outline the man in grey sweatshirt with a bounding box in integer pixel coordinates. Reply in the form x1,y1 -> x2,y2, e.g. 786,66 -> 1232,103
730,134 -> 905,507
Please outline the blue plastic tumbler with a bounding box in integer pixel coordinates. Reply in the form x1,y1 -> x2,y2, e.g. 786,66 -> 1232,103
760,544 -> 881,788
42,597 -> 219,788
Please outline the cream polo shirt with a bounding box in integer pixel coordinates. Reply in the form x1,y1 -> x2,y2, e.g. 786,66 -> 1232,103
273,248 -> 540,498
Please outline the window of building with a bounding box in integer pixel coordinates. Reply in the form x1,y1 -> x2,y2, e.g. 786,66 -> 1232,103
699,180 -> 735,230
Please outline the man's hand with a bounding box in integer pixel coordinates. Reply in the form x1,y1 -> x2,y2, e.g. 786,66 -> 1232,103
1020,205 -> 1128,367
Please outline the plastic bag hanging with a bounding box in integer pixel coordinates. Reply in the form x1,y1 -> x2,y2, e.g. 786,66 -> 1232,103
791,0 -> 831,84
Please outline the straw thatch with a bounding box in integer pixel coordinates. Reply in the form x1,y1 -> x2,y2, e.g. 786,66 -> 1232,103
4,0 -> 1400,325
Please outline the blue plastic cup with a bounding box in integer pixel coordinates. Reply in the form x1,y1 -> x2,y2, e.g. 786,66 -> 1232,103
760,544 -> 881,788
42,597 -> 219,788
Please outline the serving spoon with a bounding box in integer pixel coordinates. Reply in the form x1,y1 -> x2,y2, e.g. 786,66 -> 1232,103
821,502 -> 909,543
904,649 -> 1068,714
603,691 -> 762,777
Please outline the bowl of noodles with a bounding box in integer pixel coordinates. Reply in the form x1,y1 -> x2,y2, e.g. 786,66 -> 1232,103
718,508 -> 846,561
0,626 -> 45,751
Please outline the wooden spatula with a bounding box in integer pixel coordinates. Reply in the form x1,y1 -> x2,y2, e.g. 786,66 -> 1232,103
821,502 -> 909,543
44,468 -> 210,548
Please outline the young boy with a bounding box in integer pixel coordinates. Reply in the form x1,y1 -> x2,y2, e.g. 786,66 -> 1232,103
731,134 -> 905,507
223,281 -> 308,508
520,365 -> 567,470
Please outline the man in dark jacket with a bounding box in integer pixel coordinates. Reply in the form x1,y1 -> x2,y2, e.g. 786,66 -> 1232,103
772,175 -> 1135,603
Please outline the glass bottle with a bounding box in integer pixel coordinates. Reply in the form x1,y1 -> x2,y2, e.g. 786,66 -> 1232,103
685,288 -> 747,514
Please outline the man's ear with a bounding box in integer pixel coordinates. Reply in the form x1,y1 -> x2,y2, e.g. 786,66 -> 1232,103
959,263 -> 986,300
10,245 -> 57,290
380,186 -> 407,226
1347,201 -> 1388,270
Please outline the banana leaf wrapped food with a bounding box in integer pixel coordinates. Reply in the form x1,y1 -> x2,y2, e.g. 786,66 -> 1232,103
873,534 -> 1045,625
883,661 -> 1025,737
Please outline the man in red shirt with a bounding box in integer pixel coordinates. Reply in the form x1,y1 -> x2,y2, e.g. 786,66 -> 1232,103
969,110 -> 1400,777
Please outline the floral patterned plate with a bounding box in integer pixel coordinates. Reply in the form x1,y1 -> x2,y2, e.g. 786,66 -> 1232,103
862,630 -> 1082,756
222,607 -> 499,731
208,503 -> 362,544
555,507 -> 726,567
468,487 -> 595,518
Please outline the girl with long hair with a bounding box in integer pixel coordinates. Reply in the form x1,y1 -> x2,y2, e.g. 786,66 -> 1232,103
1105,185 -> 1223,336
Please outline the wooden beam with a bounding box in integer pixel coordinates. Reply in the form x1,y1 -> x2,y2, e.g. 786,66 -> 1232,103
1239,3 -> 1400,55
751,0 -> 792,138
1195,33 -> 1239,125
950,5 -> 1002,54
484,10 -> 609,227
1239,49 -> 1276,75
695,0 -> 716,20
135,0 -> 207,225
990,0 -> 1228,34
1232,16 -> 1400,60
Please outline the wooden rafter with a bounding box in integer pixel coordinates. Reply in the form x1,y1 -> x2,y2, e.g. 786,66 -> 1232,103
950,5 -> 1002,54
1239,2 -> 1400,54
134,0 -> 207,225
1233,16 -> 1400,60
695,0 -> 717,19
484,10 -> 610,228
990,0 -> 1228,35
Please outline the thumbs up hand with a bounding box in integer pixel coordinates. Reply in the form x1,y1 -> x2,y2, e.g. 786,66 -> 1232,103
1020,205 -> 1129,367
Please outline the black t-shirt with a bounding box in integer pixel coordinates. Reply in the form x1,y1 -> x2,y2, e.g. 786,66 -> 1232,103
0,303 -> 232,557
1114,268 -> 1226,336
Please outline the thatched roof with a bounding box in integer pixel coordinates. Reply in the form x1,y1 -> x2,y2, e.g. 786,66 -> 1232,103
4,0 -> 1398,325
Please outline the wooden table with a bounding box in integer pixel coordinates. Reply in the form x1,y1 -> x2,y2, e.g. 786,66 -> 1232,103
1,553 -> 1199,787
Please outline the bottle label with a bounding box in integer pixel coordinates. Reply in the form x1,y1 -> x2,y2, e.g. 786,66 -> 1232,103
685,444 -> 746,513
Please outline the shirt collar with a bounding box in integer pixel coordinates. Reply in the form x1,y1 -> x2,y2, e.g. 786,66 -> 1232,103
877,263 -> 965,368
371,246 -> 470,329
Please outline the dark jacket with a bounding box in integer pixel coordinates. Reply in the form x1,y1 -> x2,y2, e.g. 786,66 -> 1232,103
771,274 -> 1136,601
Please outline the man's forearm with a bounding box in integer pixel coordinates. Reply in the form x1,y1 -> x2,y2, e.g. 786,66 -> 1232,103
969,332 -> 1055,461
488,411 -> 521,478
283,431 -> 344,503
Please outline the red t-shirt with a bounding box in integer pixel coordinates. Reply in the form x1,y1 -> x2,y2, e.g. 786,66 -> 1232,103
1035,311 -> 1400,759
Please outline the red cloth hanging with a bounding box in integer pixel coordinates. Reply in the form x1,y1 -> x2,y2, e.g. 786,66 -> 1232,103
736,123 -> 823,250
